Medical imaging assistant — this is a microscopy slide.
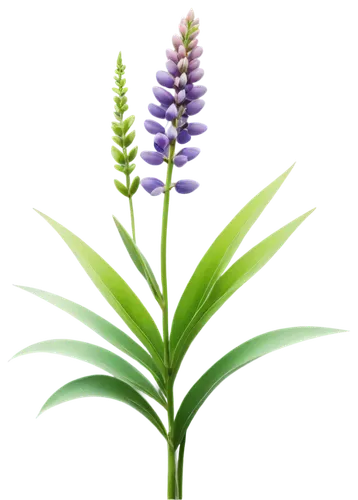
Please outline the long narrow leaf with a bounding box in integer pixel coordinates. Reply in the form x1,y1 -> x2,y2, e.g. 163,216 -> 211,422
34,210 -> 164,372
170,165 -> 294,352
113,216 -> 164,307
172,209 -> 315,376
38,374 -> 167,439
174,327 -> 346,448
14,286 -> 165,391
11,339 -> 166,407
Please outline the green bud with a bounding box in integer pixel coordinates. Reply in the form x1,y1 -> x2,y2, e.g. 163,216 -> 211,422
130,176 -> 140,196
114,179 -> 129,197
128,146 -> 138,162
112,136 -> 123,148
124,130 -> 135,147
117,51 -> 122,66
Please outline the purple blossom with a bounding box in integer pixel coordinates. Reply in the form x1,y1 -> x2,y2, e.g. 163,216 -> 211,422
141,177 -> 165,196
175,179 -> 200,194
188,68 -> 204,83
167,125 -> 178,141
174,155 -> 188,167
186,99 -> 205,116
166,60 -> 180,77
186,85 -> 207,100
140,151 -> 165,165
188,59 -> 200,71
188,46 -> 203,60
144,119 -> 165,135
148,103 -> 166,119
166,49 -> 178,63
187,123 -> 207,135
177,129 -> 191,144
178,147 -> 200,161
156,71 -> 175,89
154,133 -> 169,153
153,86 -> 174,106
166,103 -> 178,121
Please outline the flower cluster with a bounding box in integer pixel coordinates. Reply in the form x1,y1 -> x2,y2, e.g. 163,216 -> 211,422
140,9 -> 206,195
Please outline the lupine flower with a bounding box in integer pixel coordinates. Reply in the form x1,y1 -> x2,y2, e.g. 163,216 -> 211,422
175,179 -> 200,194
141,177 -> 165,195
141,9 -> 205,197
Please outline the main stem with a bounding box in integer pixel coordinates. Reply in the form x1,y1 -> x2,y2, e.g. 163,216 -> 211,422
161,141 -> 177,499
125,173 -> 136,242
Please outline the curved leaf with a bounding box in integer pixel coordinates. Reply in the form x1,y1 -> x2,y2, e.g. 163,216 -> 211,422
170,165 -> 294,353
11,339 -> 166,407
38,375 -> 167,439
174,327 -> 346,448
113,216 -> 164,307
172,209 -> 315,376
34,210 -> 164,373
14,286 -> 165,391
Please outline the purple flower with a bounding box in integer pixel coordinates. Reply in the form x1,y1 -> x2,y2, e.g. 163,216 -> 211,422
188,46 -> 203,60
144,119 -> 166,135
166,103 -> 178,121
154,133 -> 169,153
153,86 -> 174,106
166,59 -> 180,77
174,155 -> 188,167
177,129 -> 191,144
186,85 -> 207,100
186,99 -> 205,116
141,177 -> 165,196
148,103 -> 166,119
175,179 -> 200,194
188,68 -> 204,83
156,71 -> 175,89
166,49 -> 178,63
167,125 -> 178,141
178,147 -> 200,161
177,89 -> 186,104
140,151 -> 165,165
187,123 -> 207,135
188,59 -> 200,71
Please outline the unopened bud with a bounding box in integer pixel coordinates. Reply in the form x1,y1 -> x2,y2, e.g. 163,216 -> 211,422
172,34 -> 182,50
177,57 -> 189,73
179,23 -> 187,36
178,45 -> 186,59
186,9 -> 195,22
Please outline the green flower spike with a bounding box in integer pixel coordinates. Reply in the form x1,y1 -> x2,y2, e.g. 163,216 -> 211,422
110,51 -> 140,240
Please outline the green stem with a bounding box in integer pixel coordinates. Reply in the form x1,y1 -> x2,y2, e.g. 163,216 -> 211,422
177,434 -> 186,499
126,174 -> 138,242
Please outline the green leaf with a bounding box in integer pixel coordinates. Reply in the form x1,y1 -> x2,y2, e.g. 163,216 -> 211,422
112,122 -> 123,137
121,104 -> 129,113
113,216 -> 164,307
38,374 -> 167,439
129,176 -> 140,196
11,339 -> 166,407
124,130 -> 136,147
34,210 -> 165,373
128,146 -> 138,162
173,327 -> 346,448
128,163 -> 136,174
172,208 -> 315,376
114,165 -> 126,173
123,115 -> 135,134
13,286 -> 165,391
170,165 -> 295,354
114,179 -> 129,197
112,136 -> 123,148
111,146 -> 125,165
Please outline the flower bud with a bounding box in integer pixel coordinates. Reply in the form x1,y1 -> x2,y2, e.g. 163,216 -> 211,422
186,99 -> 205,116
187,123 -> 207,135
177,89 -> 186,104
153,86 -> 175,106
175,179 -> 199,194
179,23 -> 187,36
186,9 -> 195,22
188,59 -> 200,71
167,124 -> 178,141
178,45 -> 186,59
188,39 -> 199,50
174,154 -> 188,167
172,34 -> 182,49
156,71 -> 175,89
165,103 -> 178,121
166,49 -> 179,63
177,57 -> 189,73
141,177 -> 165,195
166,60 -> 180,77
154,133 -> 169,153
178,147 -> 200,161
179,73 -> 188,87
148,103 -> 166,119
140,151 -> 165,165
192,18 -> 200,26
144,119 -> 166,134
189,29 -> 200,41
177,129 -> 191,144
186,85 -> 207,100
188,68 -> 204,83
188,46 -> 203,60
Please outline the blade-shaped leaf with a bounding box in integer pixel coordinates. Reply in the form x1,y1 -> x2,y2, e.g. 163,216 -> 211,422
172,209 -> 315,376
34,210 -> 164,373
14,286 -> 165,391
113,216 -> 164,307
174,327 -> 346,448
38,374 -> 167,439
170,165 -> 294,353
11,339 -> 166,407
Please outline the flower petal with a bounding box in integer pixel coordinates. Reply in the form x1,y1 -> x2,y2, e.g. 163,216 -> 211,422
174,155 -> 188,167
153,86 -> 175,106
141,177 -> 165,194
154,133 -> 170,153
177,129 -> 191,144
140,151 -> 164,165
165,103 -> 178,121
187,123 -> 207,135
186,85 -> 207,100
186,99 -> 205,116
144,119 -> 166,134
148,103 -> 166,119
156,71 -> 175,89
175,179 -> 200,194
177,147 -> 200,161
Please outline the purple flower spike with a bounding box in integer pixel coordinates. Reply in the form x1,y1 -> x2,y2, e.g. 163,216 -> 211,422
166,60 -> 180,77
141,177 -> 165,195
177,129 -> 191,144
166,49 -> 178,63
186,99 -> 205,116
186,85 -> 207,100
140,151 -> 164,165
166,103 -> 178,121
156,71 -> 175,89
178,147 -> 200,161
175,179 -> 200,194
153,86 -> 174,106
144,119 -> 166,135
148,103 -> 166,119
174,155 -> 188,167
167,125 -> 178,141
187,123 -> 207,135
154,133 -> 169,153
188,68 -> 204,83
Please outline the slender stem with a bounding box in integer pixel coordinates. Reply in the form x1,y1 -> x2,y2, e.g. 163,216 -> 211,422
126,174 -> 138,241
177,433 -> 186,499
